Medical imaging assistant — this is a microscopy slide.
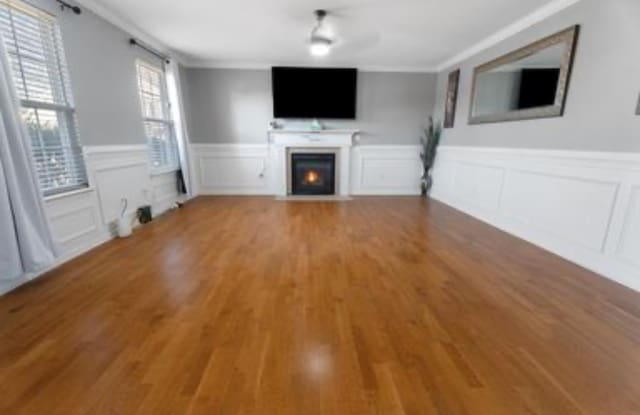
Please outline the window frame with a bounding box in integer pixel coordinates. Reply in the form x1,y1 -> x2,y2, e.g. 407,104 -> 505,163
135,59 -> 180,174
0,0 -> 88,197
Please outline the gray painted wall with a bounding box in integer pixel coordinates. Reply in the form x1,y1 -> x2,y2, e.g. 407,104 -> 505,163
184,69 -> 272,144
26,0 -> 163,146
183,68 -> 437,145
434,0 -> 640,152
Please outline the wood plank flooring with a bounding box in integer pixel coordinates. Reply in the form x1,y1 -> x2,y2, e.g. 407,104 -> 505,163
1,197 -> 640,414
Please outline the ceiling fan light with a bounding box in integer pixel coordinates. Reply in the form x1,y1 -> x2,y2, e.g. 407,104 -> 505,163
310,37 -> 332,57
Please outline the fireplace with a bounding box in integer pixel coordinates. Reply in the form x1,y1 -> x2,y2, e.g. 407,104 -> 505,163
270,130 -> 357,197
290,153 -> 336,195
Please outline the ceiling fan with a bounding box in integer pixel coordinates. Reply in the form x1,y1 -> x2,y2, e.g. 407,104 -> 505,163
309,9 -> 333,57
305,8 -> 381,59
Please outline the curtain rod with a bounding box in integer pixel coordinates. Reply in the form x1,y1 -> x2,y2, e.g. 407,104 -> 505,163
129,38 -> 170,64
56,0 -> 81,14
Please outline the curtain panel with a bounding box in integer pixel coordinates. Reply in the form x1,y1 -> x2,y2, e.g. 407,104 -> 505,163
0,36 -> 56,281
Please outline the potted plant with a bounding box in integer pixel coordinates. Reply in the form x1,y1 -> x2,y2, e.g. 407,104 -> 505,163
420,117 -> 442,196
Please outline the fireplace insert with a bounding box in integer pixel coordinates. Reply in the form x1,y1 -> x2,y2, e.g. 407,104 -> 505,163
291,153 -> 336,195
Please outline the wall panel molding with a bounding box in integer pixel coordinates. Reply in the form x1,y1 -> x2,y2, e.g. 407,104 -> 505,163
191,143 -> 423,196
49,205 -> 99,244
152,172 -> 180,213
432,145 -> 640,292
191,144 -> 272,195
350,145 -> 422,195
45,187 -> 104,255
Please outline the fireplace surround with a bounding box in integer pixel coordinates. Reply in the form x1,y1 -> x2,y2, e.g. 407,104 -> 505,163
269,129 -> 359,197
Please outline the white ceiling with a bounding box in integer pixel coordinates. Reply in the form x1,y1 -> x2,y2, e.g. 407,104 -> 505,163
84,0 -> 561,71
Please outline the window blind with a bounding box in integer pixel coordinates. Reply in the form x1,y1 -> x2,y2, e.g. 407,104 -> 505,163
136,60 -> 179,172
0,0 -> 88,196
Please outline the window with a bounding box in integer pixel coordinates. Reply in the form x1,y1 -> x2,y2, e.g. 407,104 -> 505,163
135,60 -> 179,172
0,0 -> 87,196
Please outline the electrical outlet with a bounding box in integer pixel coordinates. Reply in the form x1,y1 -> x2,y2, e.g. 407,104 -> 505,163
636,92 -> 640,115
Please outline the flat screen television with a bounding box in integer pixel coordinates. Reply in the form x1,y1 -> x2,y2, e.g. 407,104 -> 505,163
272,67 -> 357,119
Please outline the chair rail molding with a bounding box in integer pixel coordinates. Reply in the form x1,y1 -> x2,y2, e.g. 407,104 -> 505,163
431,145 -> 640,292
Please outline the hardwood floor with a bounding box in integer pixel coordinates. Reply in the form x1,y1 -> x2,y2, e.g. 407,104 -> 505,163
1,197 -> 640,414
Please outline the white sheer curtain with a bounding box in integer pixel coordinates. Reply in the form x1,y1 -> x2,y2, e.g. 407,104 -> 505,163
0,36 -> 56,282
166,61 -> 193,198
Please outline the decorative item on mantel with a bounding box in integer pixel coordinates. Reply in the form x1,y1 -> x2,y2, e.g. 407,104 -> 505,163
420,117 -> 442,196
310,119 -> 324,131
269,119 -> 283,130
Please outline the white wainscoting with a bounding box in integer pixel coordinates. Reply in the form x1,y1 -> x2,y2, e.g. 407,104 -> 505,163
191,143 -> 422,196
191,144 -> 272,195
45,187 -> 108,263
0,145 -> 182,295
431,146 -> 640,292
151,171 -> 180,214
85,145 -> 152,225
84,145 -> 180,226
351,145 -> 422,195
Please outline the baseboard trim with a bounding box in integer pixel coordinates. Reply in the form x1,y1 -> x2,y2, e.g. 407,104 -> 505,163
0,231 -> 111,296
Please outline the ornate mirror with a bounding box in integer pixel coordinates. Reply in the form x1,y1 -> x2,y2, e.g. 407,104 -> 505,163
469,25 -> 580,124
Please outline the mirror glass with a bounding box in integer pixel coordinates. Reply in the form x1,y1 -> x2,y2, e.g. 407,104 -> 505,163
469,26 -> 579,124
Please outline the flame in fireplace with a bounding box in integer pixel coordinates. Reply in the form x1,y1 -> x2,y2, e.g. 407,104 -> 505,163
304,170 -> 320,185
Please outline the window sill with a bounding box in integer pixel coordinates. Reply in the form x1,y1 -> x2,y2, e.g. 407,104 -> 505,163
150,167 -> 179,177
44,186 -> 95,202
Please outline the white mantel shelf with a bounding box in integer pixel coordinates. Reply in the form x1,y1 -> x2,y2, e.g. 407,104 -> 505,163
268,128 -> 360,135
269,129 -> 360,147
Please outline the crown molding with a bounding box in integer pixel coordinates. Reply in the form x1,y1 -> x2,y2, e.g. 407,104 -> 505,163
73,0 -> 581,74
73,0 -> 188,65
358,65 -> 437,73
182,61 -> 272,70
435,0 -> 583,72
182,59 -> 437,73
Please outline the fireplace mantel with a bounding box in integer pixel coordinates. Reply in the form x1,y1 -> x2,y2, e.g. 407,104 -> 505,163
268,129 -> 360,196
269,129 -> 360,147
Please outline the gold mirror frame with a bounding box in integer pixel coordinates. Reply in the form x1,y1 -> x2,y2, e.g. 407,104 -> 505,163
469,25 -> 580,125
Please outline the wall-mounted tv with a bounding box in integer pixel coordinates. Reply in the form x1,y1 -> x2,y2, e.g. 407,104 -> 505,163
272,67 -> 357,119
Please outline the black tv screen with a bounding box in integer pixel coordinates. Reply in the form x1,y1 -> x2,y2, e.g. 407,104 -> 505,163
272,67 -> 357,119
